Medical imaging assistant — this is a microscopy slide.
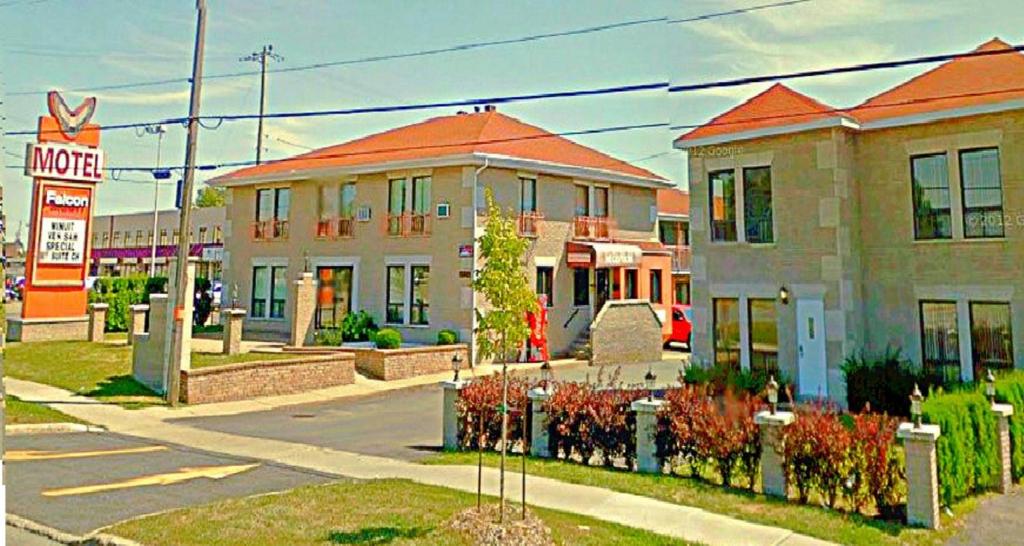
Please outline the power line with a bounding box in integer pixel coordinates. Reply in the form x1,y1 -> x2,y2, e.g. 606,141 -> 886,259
668,0 -> 812,24
668,44 -> 1024,93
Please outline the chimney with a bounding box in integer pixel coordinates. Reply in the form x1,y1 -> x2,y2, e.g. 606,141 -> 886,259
473,106 -> 481,113
484,104 -> 496,112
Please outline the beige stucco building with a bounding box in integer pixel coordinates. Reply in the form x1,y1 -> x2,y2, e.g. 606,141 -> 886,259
675,39 -> 1024,404
210,108 -> 675,358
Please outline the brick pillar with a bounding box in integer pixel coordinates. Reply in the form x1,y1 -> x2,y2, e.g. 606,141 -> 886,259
992,403 -> 1015,494
755,410 -> 795,498
291,272 -> 316,347
441,379 -> 466,450
631,398 -> 665,474
898,423 -> 942,529
88,303 -> 108,342
127,304 -> 149,346
223,309 -> 246,355
528,387 -> 552,458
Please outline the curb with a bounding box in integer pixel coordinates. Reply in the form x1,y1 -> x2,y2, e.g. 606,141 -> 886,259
6,423 -> 106,435
7,514 -> 142,546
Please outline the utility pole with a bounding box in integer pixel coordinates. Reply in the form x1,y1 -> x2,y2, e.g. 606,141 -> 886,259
140,124 -> 167,278
240,44 -> 282,165
166,0 -> 207,406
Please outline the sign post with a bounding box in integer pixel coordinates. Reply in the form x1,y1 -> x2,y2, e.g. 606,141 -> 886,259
7,92 -> 103,342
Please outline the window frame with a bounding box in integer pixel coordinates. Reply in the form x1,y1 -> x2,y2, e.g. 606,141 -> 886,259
410,265 -> 430,325
713,297 -> 741,372
742,166 -> 774,244
919,300 -> 961,384
520,177 -> 537,213
624,268 -> 638,299
385,265 -> 406,325
536,266 -> 554,308
648,269 -> 662,304
708,169 -> 737,243
958,147 -> 1004,239
747,298 -> 779,378
572,268 -> 589,307
968,301 -> 1014,377
910,152 -> 953,241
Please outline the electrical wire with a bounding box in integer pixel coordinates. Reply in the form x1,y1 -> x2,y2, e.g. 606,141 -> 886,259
668,0 -> 812,24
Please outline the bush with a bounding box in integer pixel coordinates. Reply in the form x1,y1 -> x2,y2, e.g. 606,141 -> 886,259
341,310 -> 377,342
995,372 -> 1024,480
456,374 -> 529,450
783,404 -> 856,507
922,388 -> 1001,506
849,412 -> 905,516
89,276 -> 150,332
842,346 -> 945,416
437,329 -> 459,345
545,372 -> 644,468
314,328 -> 345,346
373,328 -> 402,349
683,361 -> 791,401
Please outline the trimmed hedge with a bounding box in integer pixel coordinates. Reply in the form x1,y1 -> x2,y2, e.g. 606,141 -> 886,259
437,329 -> 459,345
88,276 -> 167,332
373,328 -> 402,349
922,388 -> 1001,506
995,372 -> 1024,480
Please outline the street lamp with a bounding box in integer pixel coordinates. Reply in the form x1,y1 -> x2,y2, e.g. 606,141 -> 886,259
986,368 -> 997,405
766,375 -> 779,415
451,353 -> 463,382
539,361 -> 553,391
645,368 -> 657,402
910,383 -> 924,429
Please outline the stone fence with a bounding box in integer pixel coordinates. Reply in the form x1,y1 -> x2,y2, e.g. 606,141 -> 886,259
180,352 -> 356,404
589,300 -> 662,366
352,344 -> 469,381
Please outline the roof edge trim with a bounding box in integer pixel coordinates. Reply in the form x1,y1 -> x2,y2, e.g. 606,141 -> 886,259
673,116 -> 859,150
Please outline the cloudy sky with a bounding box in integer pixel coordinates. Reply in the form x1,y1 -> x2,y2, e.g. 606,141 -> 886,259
2,0 -> 1022,242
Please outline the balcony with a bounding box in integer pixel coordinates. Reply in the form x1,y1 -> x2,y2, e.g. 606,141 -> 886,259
316,217 -> 356,239
668,245 -> 692,273
572,216 -> 614,241
517,211 -> 543,238
252,219 -> 289,241
384,213 -> 431,237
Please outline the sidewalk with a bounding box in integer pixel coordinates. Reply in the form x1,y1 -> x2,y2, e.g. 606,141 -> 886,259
6,378 -> 833,546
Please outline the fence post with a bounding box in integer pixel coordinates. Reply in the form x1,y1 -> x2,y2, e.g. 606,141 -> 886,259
992,403 -> 1014,494
528,387 -> 552,458
88,303 -> 108,342
441,379 -> 466,450
630,397 -> 665,474
222,308 -> 246,355
127,304 -> 149,346
897,422 -> 942,529
754,410 -> 795,498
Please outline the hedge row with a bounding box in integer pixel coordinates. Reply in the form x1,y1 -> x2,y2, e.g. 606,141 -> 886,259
88,276 -> 167,332
995,372 -> 1024,480
922,388 -> 1000,506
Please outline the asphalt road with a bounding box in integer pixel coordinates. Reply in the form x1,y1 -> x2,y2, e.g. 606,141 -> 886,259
173,358 -> 687,462
6,432 -> 340,536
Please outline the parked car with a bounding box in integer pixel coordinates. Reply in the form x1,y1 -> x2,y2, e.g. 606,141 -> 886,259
666,304 -> 692,349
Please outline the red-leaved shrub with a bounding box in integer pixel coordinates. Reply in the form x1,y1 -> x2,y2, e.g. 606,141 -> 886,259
849,412 -> 905,516
456,374 -> 529,451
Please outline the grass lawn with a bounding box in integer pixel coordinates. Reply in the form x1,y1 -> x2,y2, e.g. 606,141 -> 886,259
108,479 -> 693,546
6,395 -> 86,425
425,451 -> 980,546
6,340 -> 300,407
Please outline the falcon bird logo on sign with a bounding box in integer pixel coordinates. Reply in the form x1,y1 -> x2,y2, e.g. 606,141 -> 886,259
47,91 -> 97,140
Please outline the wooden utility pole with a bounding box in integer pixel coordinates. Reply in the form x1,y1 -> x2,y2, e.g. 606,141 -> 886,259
240,44 -> 282,165
167,0 -> 208,406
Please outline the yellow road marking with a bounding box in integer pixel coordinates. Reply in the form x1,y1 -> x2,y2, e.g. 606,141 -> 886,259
7,445 -> 168,462
42,463 -> 260,497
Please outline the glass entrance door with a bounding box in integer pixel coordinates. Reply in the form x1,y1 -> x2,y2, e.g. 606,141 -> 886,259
594,268 -> 611,312
315,266 -> 353,328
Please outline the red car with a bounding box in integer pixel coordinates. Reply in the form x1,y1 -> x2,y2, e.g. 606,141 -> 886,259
666,304 -> 692,348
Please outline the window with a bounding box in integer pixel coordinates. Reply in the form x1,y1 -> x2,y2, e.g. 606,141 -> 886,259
574,185 -> 589,216
412,177 -> 431,215
743,166 -> 773,244
713,298 -> 741,371
213,226 -> 222,243
594,187 -> 609,217
387,179 -> 406,235
624,269 -> 638,299
112,232 -> 121,247
649,270 -> 662,304
960,148 -> 1004,238
520,177 -> 537,212
251,265 -> 287,319
101,232 -> 109,247
147,230 -> 153,245
410,265 -> 430,325
748,299 -> 779,377
173,230 -> 180,245
573,268 -> 589,307
257,187 -> 290,221
386,265 -> 405,324
136,230 -> 145,246
159,229 -> 168,245
318,185 -> 338,220
198,227 -> 208,244
315,266 -> 353,328
970,302 -> 1013,377
340,183 -> 357,218
659,220 -> 688,246
911,153 -> 952,240
536,266 -> 553,307
674,280 -> 689,305
920,301 -> 960,384
709,170 -> 737,242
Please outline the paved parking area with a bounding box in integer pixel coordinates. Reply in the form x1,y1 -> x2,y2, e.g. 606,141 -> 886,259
6,432 -> 340,535
173,358 -> 687,461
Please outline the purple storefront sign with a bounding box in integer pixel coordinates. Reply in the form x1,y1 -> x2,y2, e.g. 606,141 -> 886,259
91,243 -> 222,261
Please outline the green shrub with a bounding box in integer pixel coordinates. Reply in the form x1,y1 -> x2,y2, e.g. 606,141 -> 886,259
995,371 -> 1024,480
89,276 -> 150,332
340,310 -> 377,342
922,388 -> 1001,505
373,328 -> 402,349
682,360 -> 791,400
314,328 -> 345,346
437,329 -> 459,345
145,276 -> 169,299
842,346 -> 947,416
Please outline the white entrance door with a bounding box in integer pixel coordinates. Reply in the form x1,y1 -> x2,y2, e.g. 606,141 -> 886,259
796,298 -> 827,399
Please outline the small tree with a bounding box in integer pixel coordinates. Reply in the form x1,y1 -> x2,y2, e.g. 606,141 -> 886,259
473,189 -> 537,521
194,185 -> 226,208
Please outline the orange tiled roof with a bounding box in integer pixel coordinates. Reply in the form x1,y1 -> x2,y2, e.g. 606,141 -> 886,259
675,83 -> 840,143
215,110 -> 665,182
657,188 -> 689,216
848,38 -> 1024,123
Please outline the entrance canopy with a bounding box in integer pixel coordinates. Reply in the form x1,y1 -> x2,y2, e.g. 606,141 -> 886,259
566,242 -> 643,268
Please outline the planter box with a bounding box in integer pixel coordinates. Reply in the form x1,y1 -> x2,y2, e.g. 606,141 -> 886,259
180,352 -> 356,404
351,344 -> 469,381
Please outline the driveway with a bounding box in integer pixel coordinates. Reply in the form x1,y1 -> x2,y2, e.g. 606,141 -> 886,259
172,358 -> 686,462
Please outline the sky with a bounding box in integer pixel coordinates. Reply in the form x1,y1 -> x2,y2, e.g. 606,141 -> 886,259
2,0 -> 1023,242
